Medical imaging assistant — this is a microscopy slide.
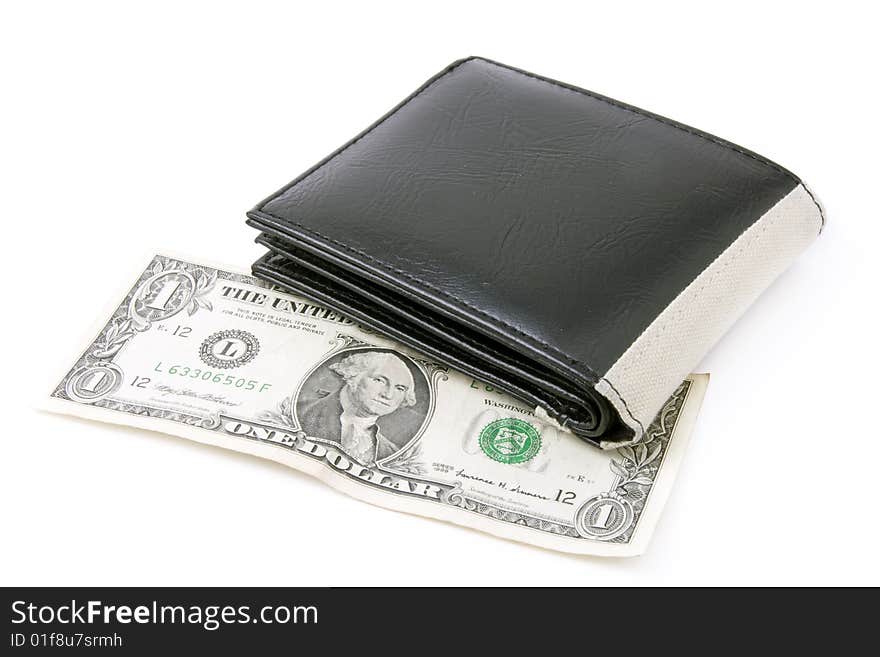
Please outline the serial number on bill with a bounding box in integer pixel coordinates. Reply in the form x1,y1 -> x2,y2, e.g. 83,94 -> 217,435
148,362 -> 273,392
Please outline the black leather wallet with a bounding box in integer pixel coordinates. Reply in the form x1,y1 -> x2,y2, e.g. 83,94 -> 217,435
247,57 -> 823,447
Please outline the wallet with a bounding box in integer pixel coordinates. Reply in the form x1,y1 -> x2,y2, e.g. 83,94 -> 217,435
247,56 -> 823,448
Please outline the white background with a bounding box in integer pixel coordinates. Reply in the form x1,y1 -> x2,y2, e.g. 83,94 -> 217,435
2,1 -> 877,586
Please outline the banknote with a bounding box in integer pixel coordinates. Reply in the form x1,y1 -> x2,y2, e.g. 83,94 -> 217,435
46,253 -> 708,556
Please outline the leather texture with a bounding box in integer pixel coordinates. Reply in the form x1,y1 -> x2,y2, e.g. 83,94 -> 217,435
247,56 -> 820,445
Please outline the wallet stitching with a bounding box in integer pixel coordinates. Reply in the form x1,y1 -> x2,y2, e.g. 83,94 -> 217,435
254,56 -> 814,432
257,235 -> 587,404
596,380 -> 643,434
255,259 -> 587,424
598,378 -> 642,431
257,239 -> 600,417
254,214 -> 599,378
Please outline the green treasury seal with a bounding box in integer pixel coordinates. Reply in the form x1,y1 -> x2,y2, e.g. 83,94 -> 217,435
478,418 -> 541,464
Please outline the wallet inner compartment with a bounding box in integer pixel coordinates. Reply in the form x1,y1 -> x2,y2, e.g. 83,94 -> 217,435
252,233 -> 628,444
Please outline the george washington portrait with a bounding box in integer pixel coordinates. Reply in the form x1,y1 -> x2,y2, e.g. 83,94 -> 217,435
295,348 -> 430,466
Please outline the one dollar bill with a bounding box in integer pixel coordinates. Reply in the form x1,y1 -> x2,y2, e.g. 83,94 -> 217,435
46,253 -> 708,556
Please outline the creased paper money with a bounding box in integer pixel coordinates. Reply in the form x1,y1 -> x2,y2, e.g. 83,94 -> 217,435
46,254 -> 707,556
